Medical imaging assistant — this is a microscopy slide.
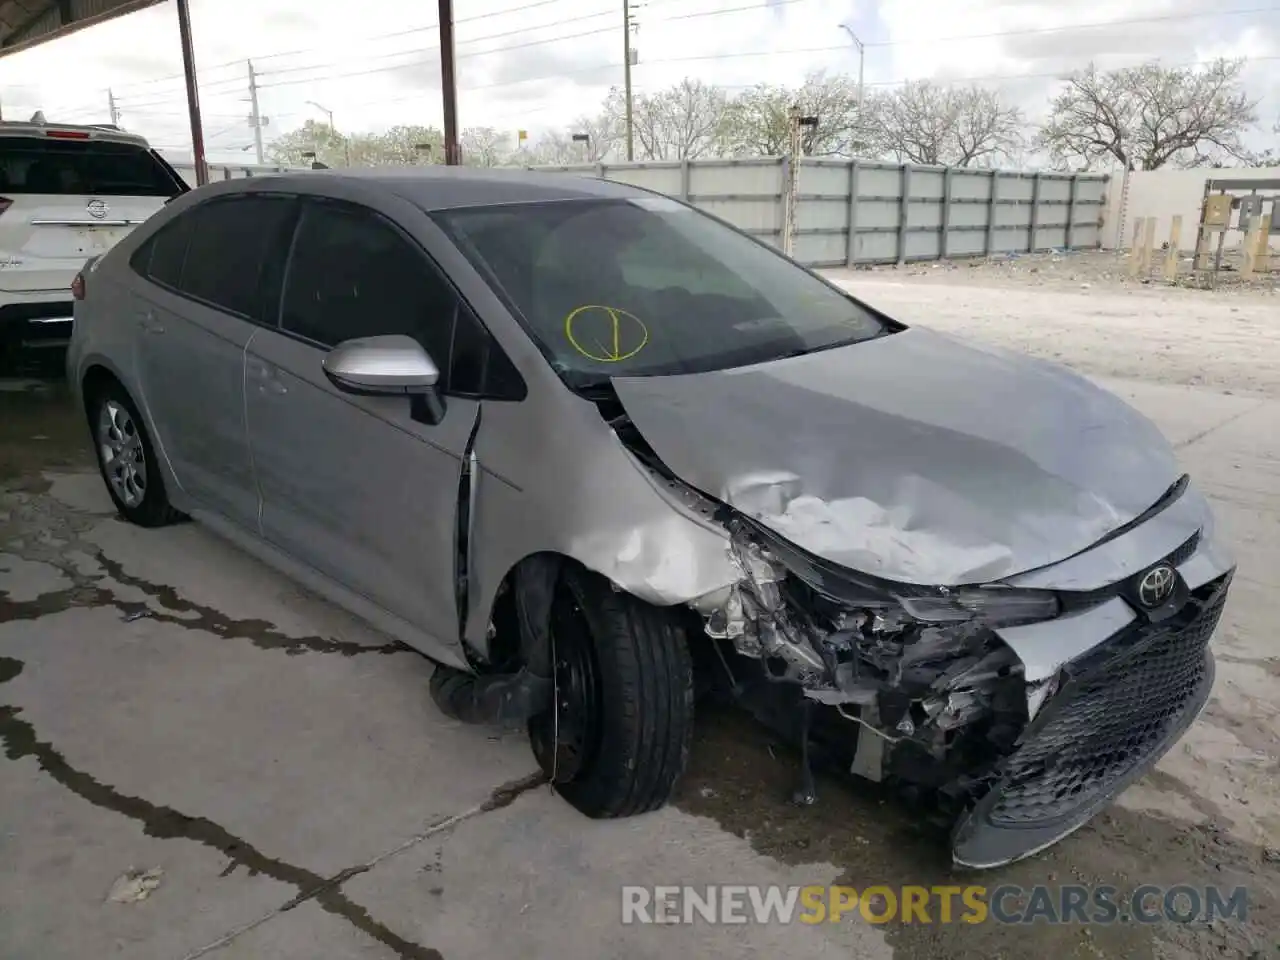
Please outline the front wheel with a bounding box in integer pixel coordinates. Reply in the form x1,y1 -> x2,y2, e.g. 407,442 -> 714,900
529,567 -> 695,818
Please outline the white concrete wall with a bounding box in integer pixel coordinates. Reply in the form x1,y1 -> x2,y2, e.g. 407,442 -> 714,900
1101,165 -> 1280,251
168,162 -> 299,186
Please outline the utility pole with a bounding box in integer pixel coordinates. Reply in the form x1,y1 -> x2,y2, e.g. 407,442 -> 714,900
438,0 -> 461,165
107,89 -> 121,126
622,0 -> 634,161
247,61 -> 265,165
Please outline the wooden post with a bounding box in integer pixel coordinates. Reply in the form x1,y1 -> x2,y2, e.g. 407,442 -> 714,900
1128,217 -> 1146,278
1241,215 -> 1265,278
1139,217 -> 1157,276
1164,215 -> 1181,282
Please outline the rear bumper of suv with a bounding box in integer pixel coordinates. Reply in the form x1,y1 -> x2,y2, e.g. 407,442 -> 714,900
0,297 -> 75,350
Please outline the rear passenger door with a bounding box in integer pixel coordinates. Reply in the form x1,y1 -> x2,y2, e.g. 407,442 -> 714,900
131,193 -> 298,529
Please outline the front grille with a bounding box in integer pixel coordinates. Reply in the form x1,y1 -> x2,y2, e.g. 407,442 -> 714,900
989,576 -> 1227,826
1059,531 -> 1201,611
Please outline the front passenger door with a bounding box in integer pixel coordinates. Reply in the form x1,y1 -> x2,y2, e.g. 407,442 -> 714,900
244,197 -> 479,655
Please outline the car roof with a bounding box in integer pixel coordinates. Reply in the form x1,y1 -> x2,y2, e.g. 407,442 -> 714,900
196,166 -> 655,212
0,119 -> 151,148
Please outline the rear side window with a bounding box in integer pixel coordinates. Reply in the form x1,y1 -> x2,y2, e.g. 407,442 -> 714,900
134,215 -> 194,288
178,195 -> 297,320
0,135 -> 184,196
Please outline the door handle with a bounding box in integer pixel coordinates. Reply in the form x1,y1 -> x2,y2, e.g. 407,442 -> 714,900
247,360 -> 287,395
138,311 -> 165,335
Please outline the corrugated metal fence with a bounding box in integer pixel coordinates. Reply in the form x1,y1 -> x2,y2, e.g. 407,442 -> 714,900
534,157 -> 1110,268
168,162 -> 297,187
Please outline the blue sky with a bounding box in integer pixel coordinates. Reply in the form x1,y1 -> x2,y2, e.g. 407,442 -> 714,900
0,0 -> 1275,164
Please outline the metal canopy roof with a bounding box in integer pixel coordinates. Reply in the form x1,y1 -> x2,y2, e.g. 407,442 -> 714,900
0,0 -> 162,56
0,0 -> 462,182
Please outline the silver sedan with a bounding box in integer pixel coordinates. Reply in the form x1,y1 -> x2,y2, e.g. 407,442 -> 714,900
67,168 -> 1235,868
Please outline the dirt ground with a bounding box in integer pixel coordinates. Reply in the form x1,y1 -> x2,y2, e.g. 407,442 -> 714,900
2,269 -> 1279,959
833,252 -> 1280,399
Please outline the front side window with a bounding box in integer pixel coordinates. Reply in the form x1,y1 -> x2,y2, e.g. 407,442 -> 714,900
434,197 -> 891,385
280,200 -> 454,365
279,199 -> 524,399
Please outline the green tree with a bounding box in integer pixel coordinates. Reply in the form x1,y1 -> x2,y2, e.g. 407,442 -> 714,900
266,119 -> 350,167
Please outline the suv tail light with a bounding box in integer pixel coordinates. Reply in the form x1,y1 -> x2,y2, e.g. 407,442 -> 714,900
45,129 -> 91,140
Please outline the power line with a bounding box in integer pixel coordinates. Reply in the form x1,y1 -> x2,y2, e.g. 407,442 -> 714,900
32,2 -> 1278,115
255,8 -> 621,79
250,0 -> 586,65
253,4 -> 1280,92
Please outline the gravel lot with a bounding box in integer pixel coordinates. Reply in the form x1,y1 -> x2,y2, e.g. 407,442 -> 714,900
2,264 -> 1278,959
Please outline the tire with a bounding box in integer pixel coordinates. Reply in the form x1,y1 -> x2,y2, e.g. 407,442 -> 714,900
87,379 -> 184,528
529,566 -> 695,818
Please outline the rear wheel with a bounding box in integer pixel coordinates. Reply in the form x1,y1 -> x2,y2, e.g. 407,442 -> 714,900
88,381 -> 183,527
529,567 -> 695,818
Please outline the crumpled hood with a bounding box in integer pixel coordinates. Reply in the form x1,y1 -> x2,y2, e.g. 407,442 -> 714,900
610,327 -> 1181,586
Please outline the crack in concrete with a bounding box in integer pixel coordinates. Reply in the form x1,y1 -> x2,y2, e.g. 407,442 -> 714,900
0,545 -> 406,658
0,652 -> 547,960
1174,400 -> 1268,450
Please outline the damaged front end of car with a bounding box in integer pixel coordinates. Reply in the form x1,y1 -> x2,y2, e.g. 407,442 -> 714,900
686,504 -> 1230,870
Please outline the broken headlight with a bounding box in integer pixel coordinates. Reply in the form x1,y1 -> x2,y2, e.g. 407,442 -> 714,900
897,587 -> 1060,626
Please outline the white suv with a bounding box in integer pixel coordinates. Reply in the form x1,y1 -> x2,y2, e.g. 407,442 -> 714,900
0,114 -> 188,359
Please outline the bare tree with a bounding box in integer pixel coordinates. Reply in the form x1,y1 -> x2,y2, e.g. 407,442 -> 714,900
718,70 -> 873,157
572,95 -> 622,161
524,131 -> 581,166
1035,58 -> 1259,171
460,127 -> 512,167
872,81 -> 1024,167
622,79 -> 728,160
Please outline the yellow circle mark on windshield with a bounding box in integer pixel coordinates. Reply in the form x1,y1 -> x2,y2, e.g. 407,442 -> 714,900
564,304 -> 650,363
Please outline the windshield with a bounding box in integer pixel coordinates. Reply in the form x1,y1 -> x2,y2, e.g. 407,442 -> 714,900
433,197 -> 892,383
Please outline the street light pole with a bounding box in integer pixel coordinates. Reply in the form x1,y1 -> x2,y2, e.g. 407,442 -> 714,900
839,23 -> 865,114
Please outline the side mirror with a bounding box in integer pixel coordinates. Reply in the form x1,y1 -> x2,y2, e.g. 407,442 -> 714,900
322,335 -> 446,423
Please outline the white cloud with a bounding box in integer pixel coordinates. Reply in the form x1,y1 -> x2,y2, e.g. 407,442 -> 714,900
0,0 -> 1275,164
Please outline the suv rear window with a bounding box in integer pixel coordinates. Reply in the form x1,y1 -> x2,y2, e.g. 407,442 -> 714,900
0,135 -> 184,196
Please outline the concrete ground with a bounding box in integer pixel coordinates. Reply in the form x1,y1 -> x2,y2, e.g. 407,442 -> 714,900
2,269 -> 1278,960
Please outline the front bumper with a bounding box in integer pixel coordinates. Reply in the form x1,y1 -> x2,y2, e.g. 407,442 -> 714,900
952,569 -> 1230,868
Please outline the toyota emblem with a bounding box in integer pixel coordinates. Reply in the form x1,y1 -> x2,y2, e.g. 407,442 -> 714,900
1137,564 -> 1177,608
86,199 -> 108,219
